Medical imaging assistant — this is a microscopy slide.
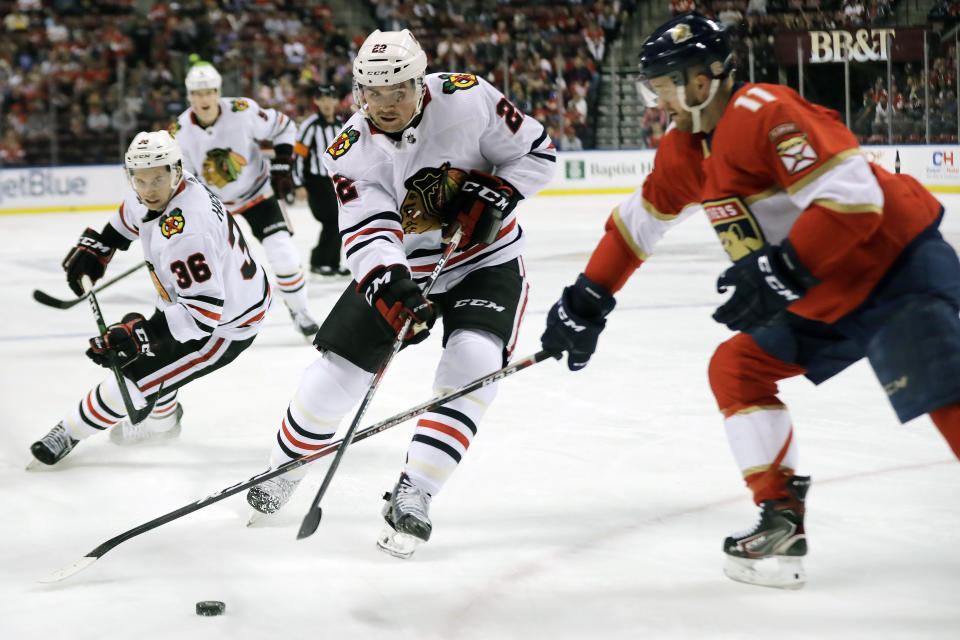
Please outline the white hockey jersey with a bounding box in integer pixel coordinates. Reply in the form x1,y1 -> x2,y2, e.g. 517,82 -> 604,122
172,97 -> 296,213
322,73 -> 556,292
110,171 -> 272,342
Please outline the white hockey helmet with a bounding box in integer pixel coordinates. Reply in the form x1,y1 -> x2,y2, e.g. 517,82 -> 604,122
124,130 -> 184,191
185,63 -> 222,93
352,29 -> 427,122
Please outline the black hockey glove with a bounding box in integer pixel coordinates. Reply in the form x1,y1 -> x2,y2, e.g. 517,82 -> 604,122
446,170 -> 521,246
359,265 -> 437,344
541,273 -> 617,371
270,144 -> 296,203
86,312 -> 158,369
712,241 -> 819,332
62,227 -> 117,297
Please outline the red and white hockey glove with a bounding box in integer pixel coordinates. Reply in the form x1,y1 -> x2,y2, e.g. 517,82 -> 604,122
62,227 -> 116,297
86,312 -> 158,369
359,265 -> 436,344
445,170 -> 521,246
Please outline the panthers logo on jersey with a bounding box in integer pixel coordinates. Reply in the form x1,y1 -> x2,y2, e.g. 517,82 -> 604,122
202,148 -> 247,187
703,196 -> 766,262
231,98 -> 249,112
326,126 -> 360,159
440,73 -> 479,94
400,163 -> 468,234
160,209 -> 185,239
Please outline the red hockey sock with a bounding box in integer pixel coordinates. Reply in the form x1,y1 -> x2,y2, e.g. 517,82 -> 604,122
929,402 -> 960,459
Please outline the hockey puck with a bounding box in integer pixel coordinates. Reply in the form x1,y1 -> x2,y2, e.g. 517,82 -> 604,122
195,601 -> 226,616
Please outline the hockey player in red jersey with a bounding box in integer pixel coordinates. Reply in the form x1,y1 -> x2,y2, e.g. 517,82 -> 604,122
541,12 -> 960,589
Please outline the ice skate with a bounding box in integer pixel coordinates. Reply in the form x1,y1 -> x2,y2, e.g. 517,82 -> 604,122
109,404 -> 183,446
247,474 -> 302,520
723,475 -> 810,590
288,305 -> 319,337
29,423 -> 78,467
376,473 -> 432,559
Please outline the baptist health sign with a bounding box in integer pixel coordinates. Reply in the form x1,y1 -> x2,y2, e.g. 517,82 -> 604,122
542,150 -> 656,196
2,147 -> 959,214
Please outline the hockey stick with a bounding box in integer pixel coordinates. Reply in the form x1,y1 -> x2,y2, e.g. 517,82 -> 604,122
82,276 -> 162,425
296,224 -> 464,539
33,262 -> 146,310
38,348 -> 557,583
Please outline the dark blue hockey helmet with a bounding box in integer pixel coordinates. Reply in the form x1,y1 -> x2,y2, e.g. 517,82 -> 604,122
638,12 -> 734,87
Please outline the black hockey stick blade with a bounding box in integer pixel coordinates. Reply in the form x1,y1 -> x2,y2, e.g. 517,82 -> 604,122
39,349 -> 553,583
127,381 -> 164,425
32,288 -> 80,309
32,263 -> 146,310
296,505 -> 323,539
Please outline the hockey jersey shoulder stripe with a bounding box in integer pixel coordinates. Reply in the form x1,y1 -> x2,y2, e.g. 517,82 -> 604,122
186,303 -> 222,321
340,211 -> 403,237
222,278 -> 271,327
642,196 -> 693,221
612,207 -> 650,261
345,234 -> 399,259
785,148 -> 861,195
812,198 -> 883,215
409,219 -> 519,274
180,293 -> 225,306
343,226 -> 404,247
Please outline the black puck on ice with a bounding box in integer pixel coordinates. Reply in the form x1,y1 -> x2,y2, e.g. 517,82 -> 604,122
196,601 -> 226,616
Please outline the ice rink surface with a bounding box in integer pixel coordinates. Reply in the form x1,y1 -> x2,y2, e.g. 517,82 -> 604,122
1,192 -> 958,640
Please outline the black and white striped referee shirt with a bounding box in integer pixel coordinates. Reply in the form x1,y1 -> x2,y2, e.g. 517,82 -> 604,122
294,112 -> 344,183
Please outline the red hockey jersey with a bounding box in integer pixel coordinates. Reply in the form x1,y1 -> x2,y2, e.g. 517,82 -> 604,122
586,82 -> 941,323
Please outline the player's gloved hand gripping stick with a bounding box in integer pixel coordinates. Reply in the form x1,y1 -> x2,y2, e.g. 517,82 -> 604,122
81,276 -> 162,425
296,224 -> 463,540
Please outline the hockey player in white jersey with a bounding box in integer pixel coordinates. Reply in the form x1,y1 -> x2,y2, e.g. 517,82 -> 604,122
245,29 -> 556,558
172,61 -> 318,338
30,131 -> 272,464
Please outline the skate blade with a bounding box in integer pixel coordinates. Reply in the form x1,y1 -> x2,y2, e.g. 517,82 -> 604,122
723,555 -> 806,590
246,508 -> 288,527
25,459 -> 56,472
376,525 -> 422,559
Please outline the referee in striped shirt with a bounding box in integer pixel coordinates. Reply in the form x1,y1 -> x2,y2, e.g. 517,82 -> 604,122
295,84 -> 348,275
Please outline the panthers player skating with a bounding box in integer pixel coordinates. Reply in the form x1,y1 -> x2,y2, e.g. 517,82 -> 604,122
245,29 -> 556,558
30,131 -> 271,463
173,62 -> 318,337
541,13 -> 960,589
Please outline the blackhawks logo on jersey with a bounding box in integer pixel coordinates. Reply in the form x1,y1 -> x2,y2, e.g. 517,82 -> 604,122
160,209 -> 185,239
776,133 -> 819,174
326,126 -> 360,159
231,98 -> 249,112
400,163 -> 468,234
440,74 -> 479,94
703,196 -> 767,262
168,121 -> 181,136
202,148 -> 247,188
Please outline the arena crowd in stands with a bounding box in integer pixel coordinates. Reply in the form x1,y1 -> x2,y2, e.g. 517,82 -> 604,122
0,0 -> 632,166
2,0 -> 959,167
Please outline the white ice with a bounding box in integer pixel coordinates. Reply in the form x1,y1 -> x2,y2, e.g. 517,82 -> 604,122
1,192 -> 958,640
